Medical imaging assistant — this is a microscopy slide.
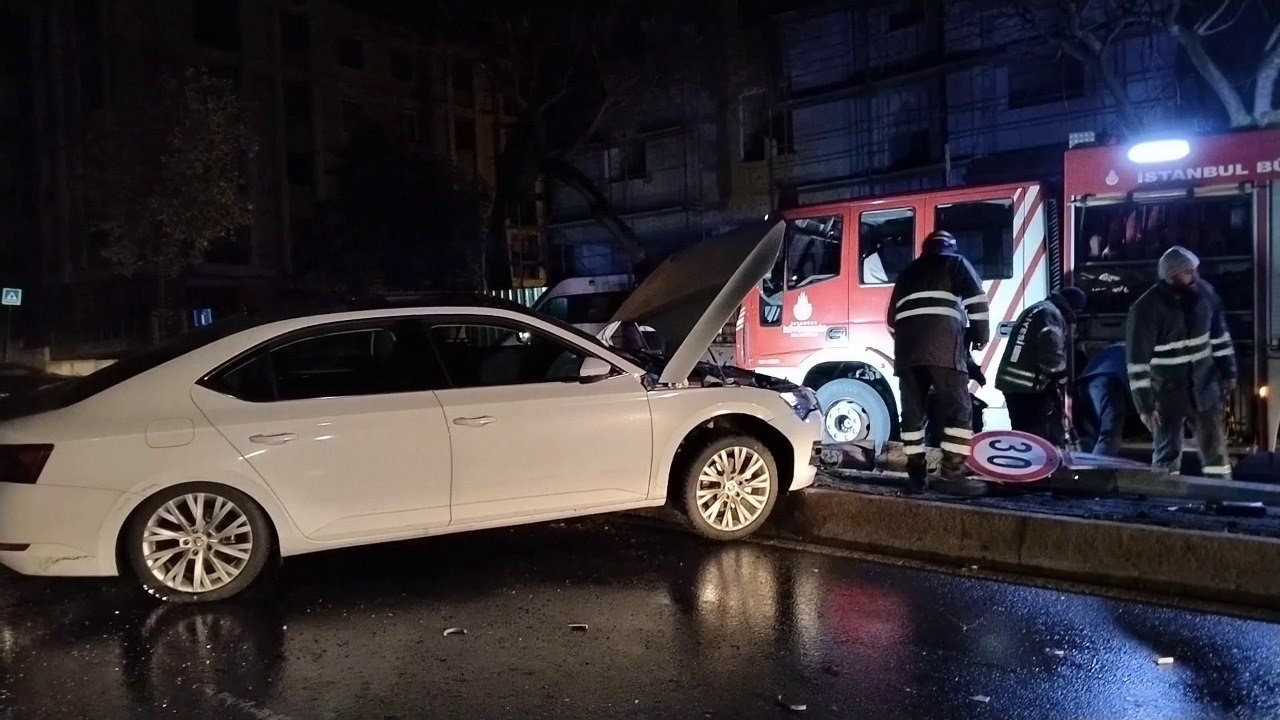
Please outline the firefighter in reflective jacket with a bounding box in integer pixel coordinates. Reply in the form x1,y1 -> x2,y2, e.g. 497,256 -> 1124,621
1125,246 -> 1237,479
995,287 -> 1087,446
887,230 -> 990,496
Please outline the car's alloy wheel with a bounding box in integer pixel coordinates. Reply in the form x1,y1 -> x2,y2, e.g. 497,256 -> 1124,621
125,483 -> 273,603
681,434 -> 779,541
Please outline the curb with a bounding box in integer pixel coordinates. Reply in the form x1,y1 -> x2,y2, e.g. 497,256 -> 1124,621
768,487 -> 1280,610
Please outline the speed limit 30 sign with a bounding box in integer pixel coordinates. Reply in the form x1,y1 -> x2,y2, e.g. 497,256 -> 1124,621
965,430 -> 1062,483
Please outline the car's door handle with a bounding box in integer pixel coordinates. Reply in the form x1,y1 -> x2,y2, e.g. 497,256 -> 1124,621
249,433 -> 298,445
453,416 -> 496,427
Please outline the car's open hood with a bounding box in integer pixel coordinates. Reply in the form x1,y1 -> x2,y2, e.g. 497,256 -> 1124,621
608,219 -> 785,385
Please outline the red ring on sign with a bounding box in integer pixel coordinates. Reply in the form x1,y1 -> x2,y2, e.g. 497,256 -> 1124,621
965,430 -> 1061,483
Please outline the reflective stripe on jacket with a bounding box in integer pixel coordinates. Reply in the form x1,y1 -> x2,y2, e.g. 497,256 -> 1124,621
887,252 -> 989,372
1124,279 -> 1236,416
995,297 -> 1070,394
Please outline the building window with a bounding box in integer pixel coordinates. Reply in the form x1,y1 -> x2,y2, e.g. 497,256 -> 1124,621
935,199 -> 1014,280
453,117 -> 476,153
740,91 -> 767,163
340,99 -> 363,134
451,58 -> 474,107
737,0 -> 773,27
338,36 -> 364,70
390,51 -> 413,82
770,109 -> 795,157
887,0 -> 925,32
282,81 -> 313,139
399,110 -> 419,144
507,197 -> 540,226
1008,57 -> 1086,110
192,0 -> 241,51
859,208 -> 915,285
287,151 -> 314,186
280,11 -> 309,62
605,142 -> 647,182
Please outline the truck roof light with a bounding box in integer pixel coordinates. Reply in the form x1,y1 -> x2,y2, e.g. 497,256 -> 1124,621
1127,139 -> 1190,164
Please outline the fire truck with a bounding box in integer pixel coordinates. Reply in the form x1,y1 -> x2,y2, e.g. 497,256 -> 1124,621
734,181 -> 1055,444
1065,127 -> 1280,454
735,126 -> 1280,455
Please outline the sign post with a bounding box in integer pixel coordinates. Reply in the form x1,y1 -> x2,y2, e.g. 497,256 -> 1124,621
2,288 -> 22,363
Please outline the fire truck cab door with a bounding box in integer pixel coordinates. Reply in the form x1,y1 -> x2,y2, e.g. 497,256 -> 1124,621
928,183 -> 1050,420
747,209 -> 852,379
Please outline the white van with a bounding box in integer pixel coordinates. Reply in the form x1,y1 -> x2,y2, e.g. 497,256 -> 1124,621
531,273 -> 635,337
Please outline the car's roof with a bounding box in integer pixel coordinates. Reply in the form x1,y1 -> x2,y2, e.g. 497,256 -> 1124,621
0,290 -> 615,421
285,290 -> 534,317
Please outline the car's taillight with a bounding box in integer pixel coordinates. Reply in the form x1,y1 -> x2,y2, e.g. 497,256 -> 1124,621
0,444 -> 53,484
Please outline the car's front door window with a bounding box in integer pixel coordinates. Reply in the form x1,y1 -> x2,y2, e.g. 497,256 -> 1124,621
427,322 -> 591,388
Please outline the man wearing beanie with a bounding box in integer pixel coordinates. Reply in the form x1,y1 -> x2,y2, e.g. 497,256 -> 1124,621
1125,246 -> 1236,478
995,286 -> 1088,446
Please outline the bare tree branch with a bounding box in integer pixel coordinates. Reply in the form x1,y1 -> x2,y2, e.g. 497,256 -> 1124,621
1193,0 -> 1234,34
1168,17 -> 1256,126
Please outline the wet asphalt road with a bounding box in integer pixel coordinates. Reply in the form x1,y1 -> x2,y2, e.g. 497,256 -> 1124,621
1,520 -> 1278,720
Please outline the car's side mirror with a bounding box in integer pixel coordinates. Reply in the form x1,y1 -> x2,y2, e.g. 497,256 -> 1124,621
578,356 -> 614,384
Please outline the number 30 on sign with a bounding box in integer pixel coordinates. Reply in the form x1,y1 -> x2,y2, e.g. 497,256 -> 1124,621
965,430 -> 1061,483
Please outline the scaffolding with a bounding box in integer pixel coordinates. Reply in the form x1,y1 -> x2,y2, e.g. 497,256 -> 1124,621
760,1 -> 1189,203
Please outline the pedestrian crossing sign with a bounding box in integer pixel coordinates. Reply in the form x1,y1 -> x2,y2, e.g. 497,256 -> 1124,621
1,288 -> 20,307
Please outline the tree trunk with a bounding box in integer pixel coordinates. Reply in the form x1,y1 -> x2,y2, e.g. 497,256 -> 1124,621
1253,33 -> 1280,124
151,274 -> 168,345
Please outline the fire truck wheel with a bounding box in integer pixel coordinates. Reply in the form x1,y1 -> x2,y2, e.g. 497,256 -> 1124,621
816,379 -> 892,446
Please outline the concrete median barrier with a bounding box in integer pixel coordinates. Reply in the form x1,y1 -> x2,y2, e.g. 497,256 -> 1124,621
770,487 -> 1280,610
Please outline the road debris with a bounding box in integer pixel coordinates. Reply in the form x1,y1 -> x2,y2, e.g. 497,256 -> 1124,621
443,627 -> 467,636
776,695 -> 807,712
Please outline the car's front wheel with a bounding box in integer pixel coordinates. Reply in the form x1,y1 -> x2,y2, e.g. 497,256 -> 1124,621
124,482 -> 274,603
680,434 -> 779,541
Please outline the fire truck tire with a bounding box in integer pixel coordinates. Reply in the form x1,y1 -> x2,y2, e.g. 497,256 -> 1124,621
816,379 -> 892,446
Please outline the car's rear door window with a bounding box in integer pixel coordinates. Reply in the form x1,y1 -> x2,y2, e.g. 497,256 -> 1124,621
208,318 -> 446,402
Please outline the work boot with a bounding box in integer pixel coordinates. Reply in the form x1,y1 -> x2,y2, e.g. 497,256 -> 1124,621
930,477 -> 988,497
904,457 -> 928,495
932,454 -> 987,497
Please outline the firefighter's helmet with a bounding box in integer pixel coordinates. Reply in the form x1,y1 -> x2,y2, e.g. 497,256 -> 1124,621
922,230 -> 958,255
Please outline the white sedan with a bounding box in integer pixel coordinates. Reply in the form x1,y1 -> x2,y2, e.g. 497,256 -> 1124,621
0,220 -> 821,602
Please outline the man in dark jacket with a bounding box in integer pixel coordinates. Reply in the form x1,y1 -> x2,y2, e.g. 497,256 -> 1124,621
1125,246 -> 1236,478
995,287 -> 1087,446
1077,342 -> 1127,457
888,229 -> 990,496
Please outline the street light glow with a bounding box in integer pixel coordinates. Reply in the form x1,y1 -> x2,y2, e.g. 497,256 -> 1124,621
1127,139 -> 1191,164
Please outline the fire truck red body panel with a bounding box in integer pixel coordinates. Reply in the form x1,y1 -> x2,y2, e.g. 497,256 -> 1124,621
1063,127 -> 1280,451
735,182 -> 1053,441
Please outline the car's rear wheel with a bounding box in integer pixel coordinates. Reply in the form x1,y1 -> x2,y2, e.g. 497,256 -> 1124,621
680,434 -> 779,541
124,482 -> 273,603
